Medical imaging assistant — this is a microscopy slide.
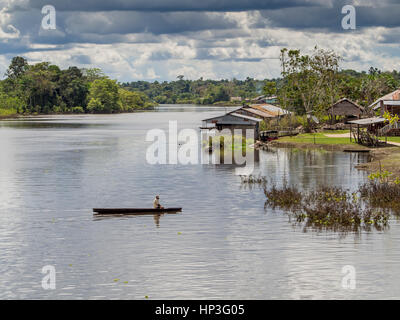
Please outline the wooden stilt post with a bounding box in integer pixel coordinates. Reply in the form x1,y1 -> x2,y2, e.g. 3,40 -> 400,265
350,123 -> 352,142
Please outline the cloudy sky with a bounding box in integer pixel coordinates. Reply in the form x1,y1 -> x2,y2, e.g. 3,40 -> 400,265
0,0 -> 399,82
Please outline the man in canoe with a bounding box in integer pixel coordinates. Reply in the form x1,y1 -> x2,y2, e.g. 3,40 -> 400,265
153,195 -> 164,209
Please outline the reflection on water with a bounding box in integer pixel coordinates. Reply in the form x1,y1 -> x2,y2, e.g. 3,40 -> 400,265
0,105 -> 399,299
93,212 -> 180,228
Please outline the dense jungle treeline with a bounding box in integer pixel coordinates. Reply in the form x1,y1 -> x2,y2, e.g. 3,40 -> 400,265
1,49 -> 400,117
0,56 -> 155,116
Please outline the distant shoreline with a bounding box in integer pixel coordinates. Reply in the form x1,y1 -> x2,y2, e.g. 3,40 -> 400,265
0,103 -> 244,120
0,108 -> 156,121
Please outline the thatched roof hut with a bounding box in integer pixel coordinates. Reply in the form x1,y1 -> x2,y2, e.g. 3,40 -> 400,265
327,98 -> 365,118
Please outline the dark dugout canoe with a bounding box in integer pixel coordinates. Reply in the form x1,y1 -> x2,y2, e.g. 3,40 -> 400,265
93,208 -> 182,215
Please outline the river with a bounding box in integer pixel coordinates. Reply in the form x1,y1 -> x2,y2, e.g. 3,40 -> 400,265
0,104 -> 399,299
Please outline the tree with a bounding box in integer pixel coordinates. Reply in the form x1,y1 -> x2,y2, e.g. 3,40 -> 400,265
22,62 -> 60,113
279,47 -> 341,117
82,68 -> 107,83
57,67 -> 89,111
263,81 -> 277,97
87,78 -> 120,113
6,56 -> 28,79
119,88 -> 148,111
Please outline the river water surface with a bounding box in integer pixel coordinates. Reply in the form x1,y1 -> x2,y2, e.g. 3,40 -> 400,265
0,104 -> 399,299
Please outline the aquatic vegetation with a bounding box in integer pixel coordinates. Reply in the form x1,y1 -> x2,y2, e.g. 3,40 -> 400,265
203,134 -> 254,151
300,187 -> 389,232
359,169 -> 400,214
264,182 -> 302,210
240,175 -> 267,190
264,184 -> 392,233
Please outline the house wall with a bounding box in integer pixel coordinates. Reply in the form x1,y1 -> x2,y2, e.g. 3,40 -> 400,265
328,101 -> 363,116
215,124 -> 259,139
387,105 -> 400,117
380,102 -> 400,117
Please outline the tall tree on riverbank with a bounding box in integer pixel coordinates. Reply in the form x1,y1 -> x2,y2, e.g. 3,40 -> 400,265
277,48 -> 400,119
279,47 -> 341,117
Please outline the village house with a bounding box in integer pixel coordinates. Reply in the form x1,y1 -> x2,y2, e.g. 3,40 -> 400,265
201,112 -> 262,139
370,89 -> 400,136
327,98 -> 365,123
201,104 -> 291,140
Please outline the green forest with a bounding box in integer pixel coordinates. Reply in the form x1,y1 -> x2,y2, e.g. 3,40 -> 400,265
123,48 -> 400,117
0,57 -> 155,116
121,77 -> 270,105
1,48 -> 400,118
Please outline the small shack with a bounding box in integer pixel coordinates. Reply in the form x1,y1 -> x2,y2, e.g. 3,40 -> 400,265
201,112 -> 262,139
327,98 -> 364,123
348,117 -> 386,147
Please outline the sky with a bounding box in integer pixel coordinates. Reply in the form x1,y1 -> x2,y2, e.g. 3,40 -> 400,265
0,0 -> 399,82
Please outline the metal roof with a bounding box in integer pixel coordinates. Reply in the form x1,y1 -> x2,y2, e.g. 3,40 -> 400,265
384,101 -> 400,106
202,112 -> 261,123
250,104 -> 291,116
348,117 -> 386,125
230,113 -> 262,122
237,107 -> 275,118
370,89 -> 400,110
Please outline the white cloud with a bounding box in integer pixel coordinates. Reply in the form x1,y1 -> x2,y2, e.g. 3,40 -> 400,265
0,3 -> 20,39
0,5 -> 399,81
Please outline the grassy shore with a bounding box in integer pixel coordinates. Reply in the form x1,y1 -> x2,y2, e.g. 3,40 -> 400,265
279,130 -> 354,144
0,109 -> 17,119
269,129 -> 400,178
270,130 -> 368,151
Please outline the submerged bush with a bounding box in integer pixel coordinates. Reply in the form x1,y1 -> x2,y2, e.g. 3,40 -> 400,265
359,170 -> 400,214
264,182 -> 302,210
300,187 -> 388,232
264,184 -> 391,233
203,134 -> 254,151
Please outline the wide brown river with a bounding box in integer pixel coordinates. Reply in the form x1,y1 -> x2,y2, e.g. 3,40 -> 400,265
0,105 -> 399,299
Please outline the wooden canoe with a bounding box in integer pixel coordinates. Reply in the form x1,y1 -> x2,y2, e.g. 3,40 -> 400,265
93,207 -> 182,215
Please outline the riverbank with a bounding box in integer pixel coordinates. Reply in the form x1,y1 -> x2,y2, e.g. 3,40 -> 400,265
267,131 -> 400,178
0,113 -> 20,120
0,108 -> 157,121
357,147 -> 400,178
